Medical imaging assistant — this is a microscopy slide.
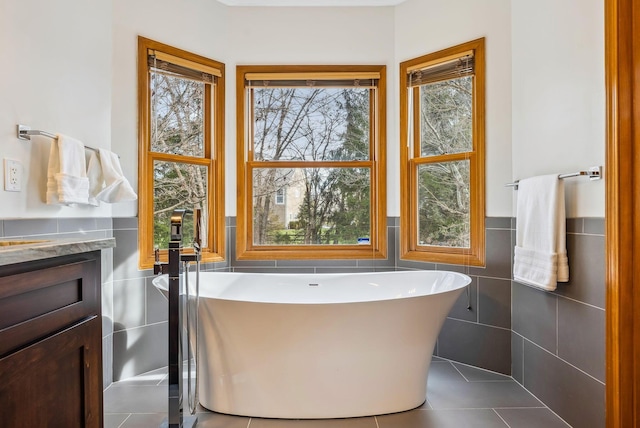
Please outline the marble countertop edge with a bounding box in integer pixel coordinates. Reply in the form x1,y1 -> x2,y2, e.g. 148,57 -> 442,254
0,237 -> 116,267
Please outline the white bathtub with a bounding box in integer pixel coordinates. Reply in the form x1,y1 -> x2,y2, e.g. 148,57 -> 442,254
153,270 -> 470,419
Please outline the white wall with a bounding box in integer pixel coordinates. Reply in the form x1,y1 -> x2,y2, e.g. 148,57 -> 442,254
225,6 -> 396,216
0,0 -> 113,218
512,0 -> 605,217
1,0 -> 605,220
394,0 -> 513,217
111,0 -> 230,217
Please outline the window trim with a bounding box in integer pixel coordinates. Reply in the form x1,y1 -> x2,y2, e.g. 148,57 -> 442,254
236,65 -> 387,261
137,36 -> 225,269
399,38 -> 486,266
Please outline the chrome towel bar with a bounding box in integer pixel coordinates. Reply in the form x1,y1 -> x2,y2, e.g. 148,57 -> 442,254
506,166 -> 602,189
16,124 -> 115,156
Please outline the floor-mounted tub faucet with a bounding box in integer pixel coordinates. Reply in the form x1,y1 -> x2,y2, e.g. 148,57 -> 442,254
156,209 -> 200,428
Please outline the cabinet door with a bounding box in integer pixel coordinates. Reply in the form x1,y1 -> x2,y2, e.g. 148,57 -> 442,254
0,316 -> 103,428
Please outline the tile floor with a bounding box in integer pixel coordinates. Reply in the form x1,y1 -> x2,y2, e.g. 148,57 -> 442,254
104,358 -> 571,428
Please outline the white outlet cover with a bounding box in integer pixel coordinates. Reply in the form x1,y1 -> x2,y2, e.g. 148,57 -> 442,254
4,158 -> 22,192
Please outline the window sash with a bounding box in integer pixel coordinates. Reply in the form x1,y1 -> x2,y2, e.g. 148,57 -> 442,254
236,65 -> 387,260
138,36 -> 225,268
400,38 -> 485,267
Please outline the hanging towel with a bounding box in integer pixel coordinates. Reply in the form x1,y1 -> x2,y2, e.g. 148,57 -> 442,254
46,134 -> 90,205
46,139 -> 63,205
513,174 -> 569,291
86,152 -> 103,207
96,149 -> 137,203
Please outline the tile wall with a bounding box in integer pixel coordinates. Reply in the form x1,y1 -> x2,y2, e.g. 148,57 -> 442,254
511,218 -> 605,427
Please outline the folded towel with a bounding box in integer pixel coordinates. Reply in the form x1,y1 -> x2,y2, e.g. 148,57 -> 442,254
513,174 -> 569,291
56,134 -> 90,205
96,149 -> 137,203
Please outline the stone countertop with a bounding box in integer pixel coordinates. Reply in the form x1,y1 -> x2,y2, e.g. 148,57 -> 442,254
0,237 -> 115,267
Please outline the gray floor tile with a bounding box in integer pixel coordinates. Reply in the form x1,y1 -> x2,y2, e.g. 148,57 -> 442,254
452,363 -> 512,382
427,361 -> 467,384
495,408 -> 571,428
249,417 -> 377,427
103,385 -> 166,413
119,413 -> 166,427
104,413 -> 130,428
427,380 -> 542,409
376,409 -> 509,428
194,412 -> 250,427
112,367 -> 167,386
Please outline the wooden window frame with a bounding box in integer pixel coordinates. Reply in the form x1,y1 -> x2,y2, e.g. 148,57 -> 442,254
137,36 -> 225,268
399,38 -> 486,266
236,65 -> 387,261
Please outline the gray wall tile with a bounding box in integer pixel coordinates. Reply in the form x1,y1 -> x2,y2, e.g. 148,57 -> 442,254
96,217 -> 113,230
233,267 -> 315,274
469,228 -> 512,279
146,279 -> 168,324
0,220 -> 3,237
557,297 -> 605,382
486,217 -> 511,229
512,282 -> 557,353
511,332 -> 524,384
276,258 -> 357,268
58,217 -> 97,233
565,218 -> 584,234
523,340 -> 605,428
583,218 -> 604,235
447,276 -> 478,323
555,233 -> 605,309
113,322 -> 168,381
103,334 -> 113,389
112,228 -> 147,280
113,278 -> 147,331
478,277 -> 511,329
3,218 -> 58,236
437,318 -> 511,375
113,217 -> 138,229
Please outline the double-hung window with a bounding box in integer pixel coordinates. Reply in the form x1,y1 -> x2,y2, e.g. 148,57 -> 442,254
400,38 -> 485,266
236,66 -> 387,260
137,37 -> 225,268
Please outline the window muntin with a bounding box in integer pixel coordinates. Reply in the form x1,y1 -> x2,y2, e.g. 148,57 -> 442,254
400,39 -> 485,266
237,66 -> 387,260
138,37 -> 225,268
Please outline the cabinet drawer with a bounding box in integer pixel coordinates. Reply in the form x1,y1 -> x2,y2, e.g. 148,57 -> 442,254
0,257 -> 99,356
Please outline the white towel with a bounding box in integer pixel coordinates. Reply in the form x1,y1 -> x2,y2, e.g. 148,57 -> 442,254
96,149 -> 137,203
46,134 -> 90,205
513,174 -> 569,291
86,152 -> 103,207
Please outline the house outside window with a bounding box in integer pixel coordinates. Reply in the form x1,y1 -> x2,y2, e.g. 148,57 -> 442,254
236,65 -> 387,260
137,37 -> 225,268
399,38 -> 486,266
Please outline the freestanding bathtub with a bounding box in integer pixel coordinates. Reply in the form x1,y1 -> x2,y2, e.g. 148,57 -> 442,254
153,270 -> 470,419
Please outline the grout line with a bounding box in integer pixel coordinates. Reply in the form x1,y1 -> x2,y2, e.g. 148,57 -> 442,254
444,316 -> 512,332
451,362 -> 471,382
518,333 -> 605,385
492,408 -> 512,428
246,417 -> 252,428
116,414 -> 132,428
374,415 -> 380,428
556,297 -> 560,355
554,292 -> 605,311
425,397 -> 433,409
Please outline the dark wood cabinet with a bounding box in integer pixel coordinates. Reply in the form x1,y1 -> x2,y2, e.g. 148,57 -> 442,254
0,251 -> 103,428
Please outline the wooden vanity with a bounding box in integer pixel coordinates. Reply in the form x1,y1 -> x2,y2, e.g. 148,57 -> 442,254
0,238 -> 114,428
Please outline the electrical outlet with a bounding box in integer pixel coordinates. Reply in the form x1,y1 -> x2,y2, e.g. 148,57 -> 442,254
4,159 -> 22,192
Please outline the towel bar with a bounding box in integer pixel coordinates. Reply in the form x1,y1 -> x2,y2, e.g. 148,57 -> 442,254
16,124 -> 119,157
506,166 -> 602,189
